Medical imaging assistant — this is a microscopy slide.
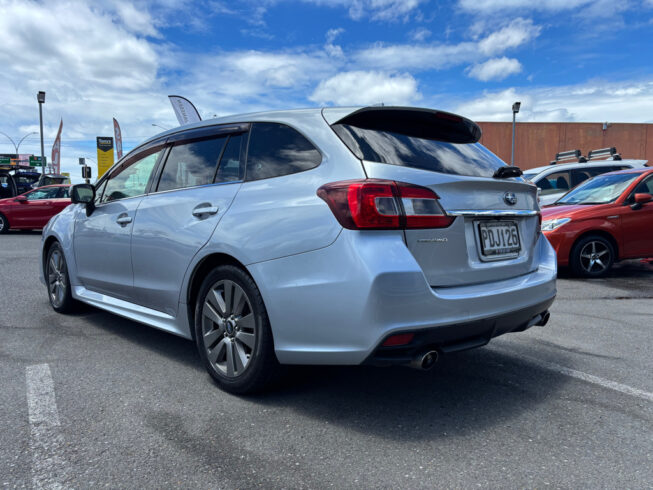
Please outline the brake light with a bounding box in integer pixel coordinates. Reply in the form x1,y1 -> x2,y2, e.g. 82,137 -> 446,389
317,179 -> 454,230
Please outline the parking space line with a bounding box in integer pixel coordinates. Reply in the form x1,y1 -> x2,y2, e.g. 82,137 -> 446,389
26,363 -> 72,490
494,348 -> 653,403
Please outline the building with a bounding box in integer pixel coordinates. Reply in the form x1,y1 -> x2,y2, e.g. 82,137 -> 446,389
477,122 -> 653,170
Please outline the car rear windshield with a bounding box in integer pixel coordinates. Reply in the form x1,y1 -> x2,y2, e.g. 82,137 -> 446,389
332,124 -> 506,178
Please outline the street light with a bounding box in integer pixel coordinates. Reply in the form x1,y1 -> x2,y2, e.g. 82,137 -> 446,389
152,123 -> 169,131
511,101 -> 521,166
37,91 -> 46,174
0,131 -> 38,161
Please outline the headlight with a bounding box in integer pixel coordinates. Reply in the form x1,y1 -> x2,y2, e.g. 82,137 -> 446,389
541,217 -> 571,231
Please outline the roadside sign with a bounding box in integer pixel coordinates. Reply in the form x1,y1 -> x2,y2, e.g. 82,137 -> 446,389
0,156 -> 10,165
29,156 -> 47,167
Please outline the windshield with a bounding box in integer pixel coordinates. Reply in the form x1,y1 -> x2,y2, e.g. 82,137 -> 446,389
556,172 -> 639,205
332,124 -> 505,178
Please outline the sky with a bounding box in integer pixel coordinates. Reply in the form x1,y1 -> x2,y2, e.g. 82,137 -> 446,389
1,0 -> 652,181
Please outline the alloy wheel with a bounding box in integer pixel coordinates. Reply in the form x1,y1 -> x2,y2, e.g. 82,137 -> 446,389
48,249 -> 67,308
201,280 -> 256,378
579,240 -> 611,274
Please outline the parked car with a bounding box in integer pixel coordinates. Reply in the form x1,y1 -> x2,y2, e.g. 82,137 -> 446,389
542,167 -> 653,277
523,149 -> 647,206
40,106 -> 556,393
13,170 -> 42,194
32,174 -> 71,189
0,185 -> 71,233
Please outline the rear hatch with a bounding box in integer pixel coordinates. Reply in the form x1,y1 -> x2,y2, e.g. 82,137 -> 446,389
325,107 -> 540,287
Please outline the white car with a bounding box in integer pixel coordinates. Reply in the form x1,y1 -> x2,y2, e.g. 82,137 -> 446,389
524,159 -> 648,206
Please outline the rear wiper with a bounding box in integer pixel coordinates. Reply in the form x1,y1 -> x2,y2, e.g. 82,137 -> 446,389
493,166 -> 523,179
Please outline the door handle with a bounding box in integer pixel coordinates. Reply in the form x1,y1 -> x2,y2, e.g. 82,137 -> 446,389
116,214 -> 132,225
192,204 -> 219,217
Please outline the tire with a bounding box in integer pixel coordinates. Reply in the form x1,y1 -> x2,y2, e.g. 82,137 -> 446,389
570,234 -> 615,278
194,265 -> 280,394
0,213 -> 9,234
46,242 -> 77,313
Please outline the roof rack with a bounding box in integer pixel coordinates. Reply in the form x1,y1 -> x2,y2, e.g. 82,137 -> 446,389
588,147 -> 621,161
549,149 -> 587,165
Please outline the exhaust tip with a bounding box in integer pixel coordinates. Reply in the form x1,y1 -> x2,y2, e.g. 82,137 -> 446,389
537,311 -> 550,327
410,350 -> 439,370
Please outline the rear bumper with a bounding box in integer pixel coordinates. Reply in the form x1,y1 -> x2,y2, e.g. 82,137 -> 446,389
365,299 -> 553,366
248,230 -> 557,366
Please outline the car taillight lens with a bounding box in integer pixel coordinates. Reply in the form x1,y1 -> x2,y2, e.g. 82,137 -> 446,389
317,179 -> 454,230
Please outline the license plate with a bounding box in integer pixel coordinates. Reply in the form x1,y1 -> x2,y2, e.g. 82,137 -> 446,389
478,221 -> 521,258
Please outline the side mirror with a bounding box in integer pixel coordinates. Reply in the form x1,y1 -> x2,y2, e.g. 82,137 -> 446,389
71,184 -> 95,204
71,183 -> 96,216
634,193 -> 652,204
15,195 -> 28,202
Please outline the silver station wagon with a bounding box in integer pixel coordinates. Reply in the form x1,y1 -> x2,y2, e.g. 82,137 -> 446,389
41,107 -> 556,393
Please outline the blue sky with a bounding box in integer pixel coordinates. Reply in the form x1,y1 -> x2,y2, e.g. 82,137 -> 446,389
1,0 -> 652,180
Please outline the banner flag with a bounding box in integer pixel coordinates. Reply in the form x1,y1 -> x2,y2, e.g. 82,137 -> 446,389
96,136 -> 114,179
113,118 -> 123,160
168,95 -> 202,126
51,119 -> 63,174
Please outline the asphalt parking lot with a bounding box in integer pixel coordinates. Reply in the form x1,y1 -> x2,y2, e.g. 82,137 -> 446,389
1,232 -> 652,489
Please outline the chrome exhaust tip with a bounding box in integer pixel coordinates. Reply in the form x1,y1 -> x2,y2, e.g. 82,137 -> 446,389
410,350 -> 439,370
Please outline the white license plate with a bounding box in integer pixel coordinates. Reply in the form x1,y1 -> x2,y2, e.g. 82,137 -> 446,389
478,221 -> 521,258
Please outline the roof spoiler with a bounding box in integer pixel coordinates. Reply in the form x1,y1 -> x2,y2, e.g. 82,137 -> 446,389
331,107 -> 482,144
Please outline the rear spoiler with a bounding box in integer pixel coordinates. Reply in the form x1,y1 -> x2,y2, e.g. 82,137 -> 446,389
328,106 -> 482,144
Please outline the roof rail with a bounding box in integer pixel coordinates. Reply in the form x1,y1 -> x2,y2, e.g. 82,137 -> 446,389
549,149 -> 587,165
588,147 -> 621,161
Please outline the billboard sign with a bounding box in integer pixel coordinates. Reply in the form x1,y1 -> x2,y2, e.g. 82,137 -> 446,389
29,156 -> 46,167
96,136 -> 114,179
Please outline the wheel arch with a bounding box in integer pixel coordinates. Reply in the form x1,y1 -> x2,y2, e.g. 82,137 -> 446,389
569,229 -> 619,263
186,252 -> 253,339
42,235 -> 60,271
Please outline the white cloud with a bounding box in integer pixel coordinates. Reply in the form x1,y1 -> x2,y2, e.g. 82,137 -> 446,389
409,27 -> 432,41
310,71 -> 420,105
466,57 -> 523,81
302,0 -> 426,21
458,0 -> 594,12
478,18 -> 540,55
354,18 -> 539,71
326,27 -> 345,43
454,81 -> 653,123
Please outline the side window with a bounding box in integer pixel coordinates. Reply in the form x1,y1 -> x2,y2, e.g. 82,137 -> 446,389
102,150 -> 160,203
215,134 -> 245,183
245,123 -> 322,181
94,179 -> 107,204
57,187 -> 70,198
26,187 -> 60,200
634,176 -> 653,195
157,136 -> 227,192
538,171 -> 571,195
571,169 -> 592,187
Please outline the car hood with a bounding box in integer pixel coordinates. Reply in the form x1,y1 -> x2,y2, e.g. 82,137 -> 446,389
541,203 -> 613,220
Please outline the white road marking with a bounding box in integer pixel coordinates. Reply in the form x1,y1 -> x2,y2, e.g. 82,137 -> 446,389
26,363 -> 72,490
495,348 -> 653,403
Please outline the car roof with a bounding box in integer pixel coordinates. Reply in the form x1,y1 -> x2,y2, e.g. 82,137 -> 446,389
524,159 -> 648,175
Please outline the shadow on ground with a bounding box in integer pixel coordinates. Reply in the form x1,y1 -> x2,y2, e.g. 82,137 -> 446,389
82,307 -> 570,442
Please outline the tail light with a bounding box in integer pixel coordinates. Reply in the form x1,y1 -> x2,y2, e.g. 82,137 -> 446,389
317,179 -> 454,230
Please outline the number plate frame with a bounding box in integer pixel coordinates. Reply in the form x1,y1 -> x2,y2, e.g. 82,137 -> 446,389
475,220 -> 521,261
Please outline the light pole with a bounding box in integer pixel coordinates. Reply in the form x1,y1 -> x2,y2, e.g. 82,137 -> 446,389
152,123 -> 169,131
511,101 -> 521,166
37,91 -> 46,174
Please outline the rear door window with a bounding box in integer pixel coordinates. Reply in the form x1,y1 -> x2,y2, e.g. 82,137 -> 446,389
245,123 -> 322,181
536,171 -> 571,195
215,134 -> 245,183
157,136 -> 227,192
332,123 -> 504,178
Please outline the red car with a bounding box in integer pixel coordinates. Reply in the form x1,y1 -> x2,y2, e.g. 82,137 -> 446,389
0,185 -> 71,234
542,168 -> 653,277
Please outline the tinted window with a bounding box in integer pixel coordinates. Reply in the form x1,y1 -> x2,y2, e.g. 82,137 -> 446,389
537,171 -> 571,195
333,124 -> 504,178
634,176 -> 653,195
26,187 -> 60,200
102,150 -> 160,203
157,137 -> 227,192
216,134 -> 245,182
58,187 -> 70,198
246,123 -> 321,181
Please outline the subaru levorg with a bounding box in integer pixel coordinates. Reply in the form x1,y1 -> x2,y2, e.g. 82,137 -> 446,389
41,107 -> 556,393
